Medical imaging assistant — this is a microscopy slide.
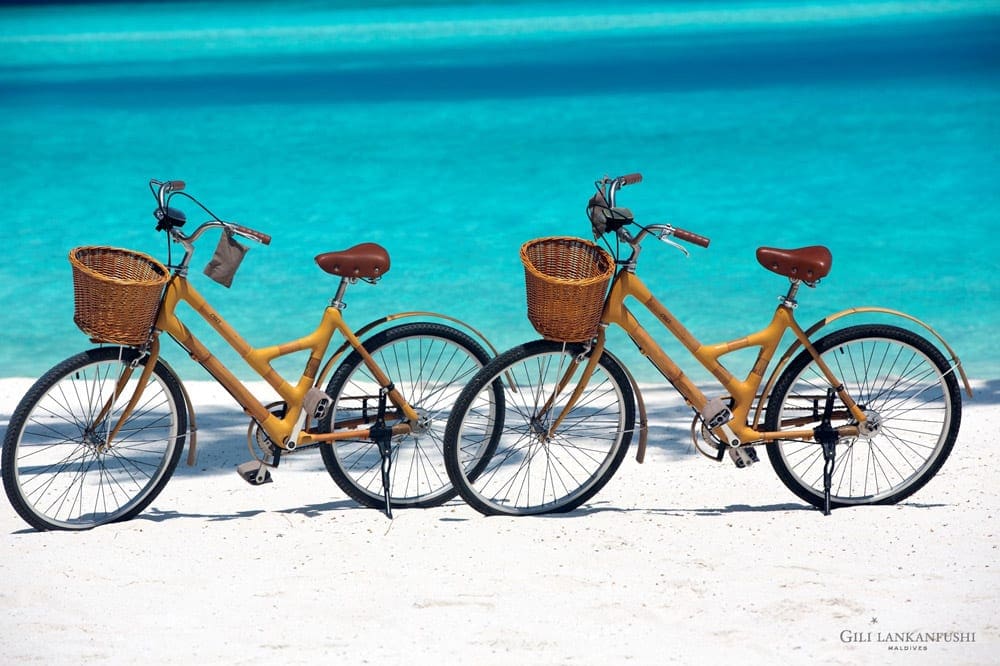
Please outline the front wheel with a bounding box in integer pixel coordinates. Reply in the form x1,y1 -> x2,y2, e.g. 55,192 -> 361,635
443,340 -> 635,516
764,325 -> 962,510
2,346 -> 188,530
319,323 -> 498,509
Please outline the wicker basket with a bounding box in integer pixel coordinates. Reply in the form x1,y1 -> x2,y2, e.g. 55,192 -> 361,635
521,237 -> 614,342
70,246 -> 170,346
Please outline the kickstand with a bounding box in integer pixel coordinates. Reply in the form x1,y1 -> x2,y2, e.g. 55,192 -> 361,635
814,388 -> 838,516
371,387 -> 394,519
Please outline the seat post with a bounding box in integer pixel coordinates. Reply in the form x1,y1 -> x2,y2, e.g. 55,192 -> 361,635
781,279 -> 801,308
330,277 -> 354,310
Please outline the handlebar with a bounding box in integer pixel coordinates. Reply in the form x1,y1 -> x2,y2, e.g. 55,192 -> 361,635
150,179 -> 185,209
603,172 -> 642,211
671,226 -> 710,249
149,178 -> 271,246
178,219 -> 272,247
228,223 -> 272,246
590,172 -> 711,252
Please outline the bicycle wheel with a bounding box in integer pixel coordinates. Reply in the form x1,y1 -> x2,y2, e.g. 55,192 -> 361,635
2,346 -> 187,530
443,340 -> 635,516
319,322 -> 499,509
764,324 -> 961,509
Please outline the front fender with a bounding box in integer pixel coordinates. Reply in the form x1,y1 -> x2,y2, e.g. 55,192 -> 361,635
751,306 -> 973,428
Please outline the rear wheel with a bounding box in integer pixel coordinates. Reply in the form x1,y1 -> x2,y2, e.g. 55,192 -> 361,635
2,346 -> 187,530
320,323 -> 498,508
765,325 -> 961,509
444,340 -> 634,516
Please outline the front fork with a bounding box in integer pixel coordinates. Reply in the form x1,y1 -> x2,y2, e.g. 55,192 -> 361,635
89,339 -> 162,451
543,337 -> 606,440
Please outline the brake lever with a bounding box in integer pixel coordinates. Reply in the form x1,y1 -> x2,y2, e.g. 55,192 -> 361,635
655,227 -> 690,257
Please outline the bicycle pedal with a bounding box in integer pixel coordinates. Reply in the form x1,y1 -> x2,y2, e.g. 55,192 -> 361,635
728,447 -> 759,469
236,460 -> 273,486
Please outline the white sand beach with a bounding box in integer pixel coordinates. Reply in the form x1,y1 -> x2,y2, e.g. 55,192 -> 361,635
1,378 -> 997,665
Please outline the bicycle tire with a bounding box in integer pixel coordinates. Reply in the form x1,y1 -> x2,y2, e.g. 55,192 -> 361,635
443,339 -> 635,516
2,346 -> 187,530
764,324 -> 962,509
319,322 -> 499,509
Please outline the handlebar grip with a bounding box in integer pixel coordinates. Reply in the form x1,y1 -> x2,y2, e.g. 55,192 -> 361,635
165,180 -> 186,192
231,223 -> 271,246
619,173 -> 643,186
673,227 -> 710,248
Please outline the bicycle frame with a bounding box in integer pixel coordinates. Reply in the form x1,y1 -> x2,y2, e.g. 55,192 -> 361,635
597,268 -> 869,447
153,273 -> 418,451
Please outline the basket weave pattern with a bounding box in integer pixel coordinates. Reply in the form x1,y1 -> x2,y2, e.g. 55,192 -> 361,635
521,237 -> 614,342
70,246 -> 169,346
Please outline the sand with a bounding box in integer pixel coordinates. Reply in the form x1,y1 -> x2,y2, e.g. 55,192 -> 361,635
0,378 -> 997,665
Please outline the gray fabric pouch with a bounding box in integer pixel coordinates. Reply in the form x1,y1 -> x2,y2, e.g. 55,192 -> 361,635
203,230 -> 249,288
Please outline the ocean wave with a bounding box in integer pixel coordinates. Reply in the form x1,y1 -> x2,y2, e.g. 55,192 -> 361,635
2,1 -> 999,66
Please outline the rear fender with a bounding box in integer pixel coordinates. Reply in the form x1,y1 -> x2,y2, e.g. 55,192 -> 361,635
751,307 -> 973,428
314,311 -> 501,389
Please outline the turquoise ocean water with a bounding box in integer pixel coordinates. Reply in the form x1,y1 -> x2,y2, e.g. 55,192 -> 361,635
1,0 -> 998,385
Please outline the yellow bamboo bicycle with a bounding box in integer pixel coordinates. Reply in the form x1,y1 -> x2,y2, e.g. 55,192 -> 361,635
2,179 -> 500,530
443,173 -> 972,516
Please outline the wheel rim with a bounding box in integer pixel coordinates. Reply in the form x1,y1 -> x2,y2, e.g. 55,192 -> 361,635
771,335 -> 955,504
454,348 -> 629,514
10,358 -> 182,528
330,334 -> 486,505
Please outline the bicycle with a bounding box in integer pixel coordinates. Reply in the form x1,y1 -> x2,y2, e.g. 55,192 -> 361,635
2,179 -> 501,531
442,173 -> 972,517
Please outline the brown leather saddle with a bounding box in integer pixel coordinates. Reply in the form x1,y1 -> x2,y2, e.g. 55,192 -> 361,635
756,245 -> 832,285
315,243 -> 390,279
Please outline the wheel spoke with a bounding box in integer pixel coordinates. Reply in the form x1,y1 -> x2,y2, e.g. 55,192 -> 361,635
321,325 -> 492,508
766,326 -> 959,509
444,341 -> 634,515
3,348 -> 185,530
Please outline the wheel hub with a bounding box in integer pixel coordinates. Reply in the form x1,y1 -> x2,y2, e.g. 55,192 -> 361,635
409,408 -> 431,435
857,409 -> 883,438
84,428 -> 109,453
529,415 -> 552,442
